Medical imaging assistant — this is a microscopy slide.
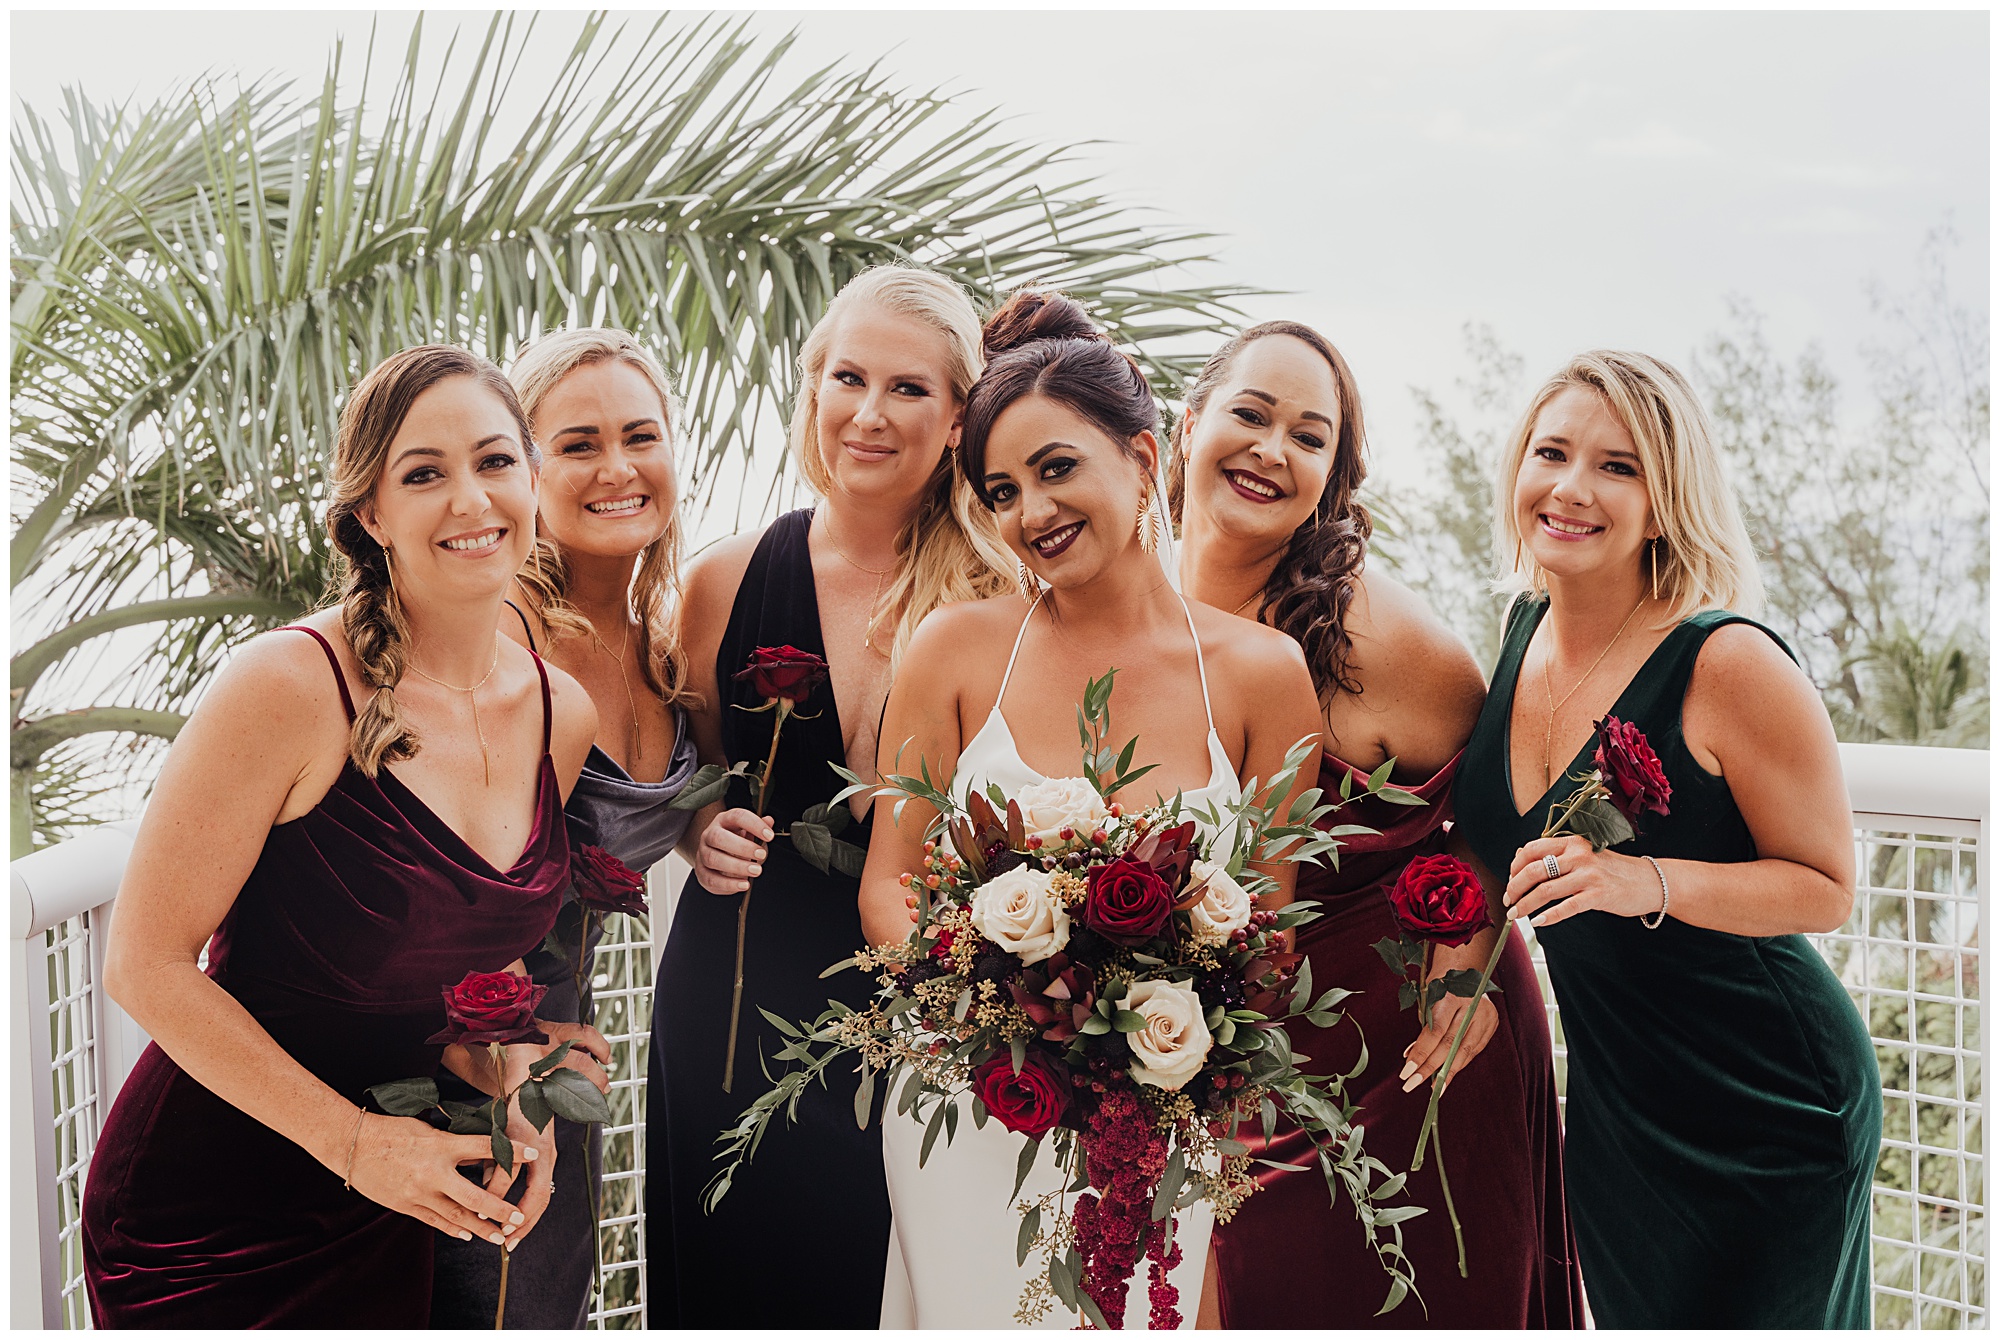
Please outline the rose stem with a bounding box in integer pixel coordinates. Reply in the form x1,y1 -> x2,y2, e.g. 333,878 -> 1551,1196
1409,923 -> 1507,1169
723,700 -> 790,1093
1418,941 -> 1432,1029
492,1038 -> 512,1328
1431,1121 -> 1467,1278
494,1241 -> 510,1329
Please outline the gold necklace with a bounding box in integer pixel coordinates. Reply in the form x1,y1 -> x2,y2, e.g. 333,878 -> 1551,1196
1540,597 -> 1646,788
1230,588 -> 1263,620
409,634 -> 502,787
590,617 -> 645,768
820,510 -> 895,653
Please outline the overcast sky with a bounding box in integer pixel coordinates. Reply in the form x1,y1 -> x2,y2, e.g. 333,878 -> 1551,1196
11,7 -> 1988,506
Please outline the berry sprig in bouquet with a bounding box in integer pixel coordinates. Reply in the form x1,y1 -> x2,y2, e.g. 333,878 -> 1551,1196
708,673 -> 1425,1326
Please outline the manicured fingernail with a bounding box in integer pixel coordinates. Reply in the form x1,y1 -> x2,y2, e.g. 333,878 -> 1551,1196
1397,1061 -> 1415,1082
510,1211 -> 525,1224
750,866 -> 763,877
458,1230 -> 473,1241
521,1149 -> 537,1160
764,829 -> 775,841
489,1232 -> 506,1244
1402,1075 -> 1422,1093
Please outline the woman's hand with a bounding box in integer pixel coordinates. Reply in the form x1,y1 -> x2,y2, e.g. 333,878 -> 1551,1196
1505,834 -> 1665,928
1399,992 -> 1497,1093
696,808 -> 774,895
347,1111 -> 535,1245
482,1097 -> 559,1243
529,1021 -> 612,1095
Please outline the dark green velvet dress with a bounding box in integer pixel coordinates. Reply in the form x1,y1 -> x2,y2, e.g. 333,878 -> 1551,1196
1457,597 -> 1880,1329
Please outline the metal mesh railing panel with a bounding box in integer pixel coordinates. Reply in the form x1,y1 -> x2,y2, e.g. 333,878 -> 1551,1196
41,911 -> 102,1330
584,893 -> 659,1328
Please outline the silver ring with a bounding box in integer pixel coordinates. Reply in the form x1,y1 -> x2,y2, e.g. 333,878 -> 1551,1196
1542,854 -> 1562,881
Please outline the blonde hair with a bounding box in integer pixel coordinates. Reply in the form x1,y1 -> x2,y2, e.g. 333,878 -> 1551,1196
324,345 -> 537,776
507,328 -> 698,711
1495,349 -> 1763,619
788,264 -> 1013,665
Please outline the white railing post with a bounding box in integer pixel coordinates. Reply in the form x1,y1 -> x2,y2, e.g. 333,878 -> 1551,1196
13,923 -> 63,1328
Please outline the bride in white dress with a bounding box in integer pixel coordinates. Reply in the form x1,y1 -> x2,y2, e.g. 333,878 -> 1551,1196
857,291 -> 1324,1329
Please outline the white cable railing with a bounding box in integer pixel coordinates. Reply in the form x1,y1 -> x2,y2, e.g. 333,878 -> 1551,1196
12,746 -> 1988,1329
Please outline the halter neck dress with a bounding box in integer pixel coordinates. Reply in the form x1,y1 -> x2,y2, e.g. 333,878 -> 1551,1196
82,625 -> 570,1328
429,602 -> 699,1328
1212,749 -> 1584,1327
646,507 -> 890,1328
1455,598 -> 1879,1328
879,589 -> 1242,1329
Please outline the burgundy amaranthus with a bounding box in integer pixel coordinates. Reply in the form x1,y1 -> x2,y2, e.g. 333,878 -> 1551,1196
1071,1088 -> 1181,1330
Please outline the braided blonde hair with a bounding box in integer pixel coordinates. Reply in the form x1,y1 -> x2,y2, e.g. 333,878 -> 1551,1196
324,345 -> 537,776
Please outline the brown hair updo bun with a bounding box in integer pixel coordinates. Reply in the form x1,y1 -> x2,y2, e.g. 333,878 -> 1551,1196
959,290 -> 1161,505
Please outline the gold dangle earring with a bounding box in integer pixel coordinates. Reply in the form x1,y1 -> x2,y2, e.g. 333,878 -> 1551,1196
1137,487 -> 1158,555
1017,559 -> 1041,601
1650,537 -> 1662,602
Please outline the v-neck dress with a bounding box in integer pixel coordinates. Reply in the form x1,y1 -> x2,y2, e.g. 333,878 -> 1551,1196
82,625 -> 569,1328
1456,597 -> 1879,1328
646,507 -> 890,1327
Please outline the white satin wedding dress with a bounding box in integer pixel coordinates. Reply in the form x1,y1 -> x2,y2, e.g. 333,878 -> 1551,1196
879,590 -> 1242,1329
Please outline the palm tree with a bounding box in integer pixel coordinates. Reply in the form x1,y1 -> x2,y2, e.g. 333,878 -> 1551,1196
10,12 -> 1250,853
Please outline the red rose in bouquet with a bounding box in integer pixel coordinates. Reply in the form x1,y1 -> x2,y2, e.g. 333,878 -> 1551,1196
1594,714 -> 1671,822
1386,853 -> 1489,948
425,969 -> 549,1047
1082,858 -> 1174,946
971,1051 -> 1072,1139
734,644 -> 829,704
574,844 -> 648,917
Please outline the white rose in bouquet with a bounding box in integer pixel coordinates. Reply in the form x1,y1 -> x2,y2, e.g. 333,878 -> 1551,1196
970,866 -> 1071,964
1013,776 -> 1109,852
1123,978 -> 1213,1091
1185,859 -> 1252,945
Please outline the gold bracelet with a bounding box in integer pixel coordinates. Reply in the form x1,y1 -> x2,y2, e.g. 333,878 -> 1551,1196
341,1106 -> 367,1190
1640,855 -> 1670,930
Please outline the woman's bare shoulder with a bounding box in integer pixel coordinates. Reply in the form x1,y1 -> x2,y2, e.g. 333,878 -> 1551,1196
682,526 -> 770,609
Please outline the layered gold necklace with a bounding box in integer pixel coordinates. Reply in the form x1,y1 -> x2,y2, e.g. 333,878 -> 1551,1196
408,634 -> 502,786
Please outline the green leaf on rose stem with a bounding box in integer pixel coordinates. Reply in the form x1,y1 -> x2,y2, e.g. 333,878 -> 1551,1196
918,1099 -> 948,1167
1012,1134 -> 1041,1202
367,1077 -> 440,1117
854,1067 -> 876,1130
1398,981 -> 1419,1011
542,1068 -> 613,1125
1441,968 -> 1498,998
827,837 -> 867,878
822,804 -> 851,837
1017,1204 -> 1042,1266
1424,978 -> 1449,1009
490,1123 -> 514,1173
790,820 -> 834,872
527,1039 -> 576,1079
1152,1145 -> 1186,1221
668,762 -> 747,811
442,1100 -> 492,1135
801,801 -> 832,825
518,1076 -> 555,1133
1372,936 -> 1409,976
1565,795 -> 1635,850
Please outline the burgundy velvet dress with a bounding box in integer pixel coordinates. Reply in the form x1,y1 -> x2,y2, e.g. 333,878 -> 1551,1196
82,627 -> 570,1328
1213,751 -> 1584,1328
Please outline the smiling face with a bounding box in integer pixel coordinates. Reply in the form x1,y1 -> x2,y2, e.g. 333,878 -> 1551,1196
1180,334 -> 1341,546
982,393 -> 1156,588
1512,385 -> 1658,583
531,358 -> 677,561
358,374 -> 539,603
812,301 -> 963,508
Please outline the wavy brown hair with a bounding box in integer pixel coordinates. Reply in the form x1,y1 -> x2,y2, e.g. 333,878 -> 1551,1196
1168,321 -> 1371,703
507,328 -> 698,711
323,345 -> 537,775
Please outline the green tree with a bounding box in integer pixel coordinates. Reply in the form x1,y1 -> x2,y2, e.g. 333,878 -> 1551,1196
10,12 -> 1248,853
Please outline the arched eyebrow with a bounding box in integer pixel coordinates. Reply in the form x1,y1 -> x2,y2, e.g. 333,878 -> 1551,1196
388,432 -> 513,468
1534,432 -> 1639,462
1238,386 -> 1333,428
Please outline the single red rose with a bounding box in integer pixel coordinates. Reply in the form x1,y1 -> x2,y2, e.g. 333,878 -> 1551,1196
425,969 -> 550,1047
1386,852 -> 1489,948
734,645 -> 830,705
971,1050 -> 1071,1139
1082,858 -> 1174,946
1594,715 -> 1671,822
574,844 -> 648,917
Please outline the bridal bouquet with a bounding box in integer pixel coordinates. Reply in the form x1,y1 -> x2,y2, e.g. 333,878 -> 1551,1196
708,673 -> 1423,1327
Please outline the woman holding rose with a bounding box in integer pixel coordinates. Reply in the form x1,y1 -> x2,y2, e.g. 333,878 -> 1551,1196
647,264 -> 1013,1327
427,328 -> 702,1327
1455,350 -> 1879,1327
856,290 -> 1325,1327
81,346 -> 600,1326
1173,321 -> 1582,1327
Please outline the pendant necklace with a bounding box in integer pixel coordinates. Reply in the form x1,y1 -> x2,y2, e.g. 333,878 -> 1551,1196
409,634 -> 502,787
591,618 -> 645,768
821,511 -> 896,654
1540,596 -> 1646,789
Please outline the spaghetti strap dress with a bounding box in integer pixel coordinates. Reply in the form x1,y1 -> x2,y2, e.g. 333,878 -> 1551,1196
1455,598 -> 1880,1328
430,602 -> 700,1328
879,589 -> 1240,1329
1214,750 -> 1584,1327
82,625 -> 570,1328
646,507 -> 890,1327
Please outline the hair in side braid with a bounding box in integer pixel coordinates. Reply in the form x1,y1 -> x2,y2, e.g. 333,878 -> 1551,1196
323,344 -> 537,775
